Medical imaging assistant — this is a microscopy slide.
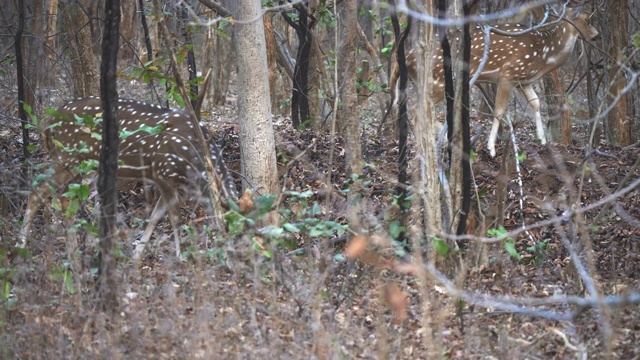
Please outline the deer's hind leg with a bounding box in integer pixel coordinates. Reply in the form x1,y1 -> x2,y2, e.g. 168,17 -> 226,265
520,84 -> 546,145
487,82 -> 515,157
132,182 -> 182,260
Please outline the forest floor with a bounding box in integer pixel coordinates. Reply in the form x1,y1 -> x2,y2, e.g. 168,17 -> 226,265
0,93 -> 639,359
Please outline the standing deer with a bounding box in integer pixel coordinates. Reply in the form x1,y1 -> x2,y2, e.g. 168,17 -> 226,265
19,96 -> 237,259
389,7 -> 599,157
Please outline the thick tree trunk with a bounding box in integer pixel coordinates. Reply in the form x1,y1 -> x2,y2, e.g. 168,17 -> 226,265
43,0 -> 59,88
545,69 -> 571,145
119,0 -> 138,62
62,0 -> 99,97
606,0 -> 632,146
230,0 -> 279,204
338,0 -> 364,230
415,2 -> 442,260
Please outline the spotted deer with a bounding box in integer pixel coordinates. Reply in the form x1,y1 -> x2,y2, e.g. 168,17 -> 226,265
389,7 -> 599,157
19,96 -> 237,259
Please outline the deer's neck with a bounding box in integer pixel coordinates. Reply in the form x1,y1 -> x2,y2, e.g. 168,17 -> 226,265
538,21 -> 581,66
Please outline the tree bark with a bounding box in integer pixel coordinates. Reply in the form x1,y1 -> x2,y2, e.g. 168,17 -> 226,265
229,0 -> 279,203
15,0 -> 30,174
26,0 -> 45,106
44,0 -> 59,87
338,0 -> 364,230
606,0 -> 632,146
415,1 -> 442,261
119,0 -> 138,62
181,5 -> 198,109
97,0 -> 121,313
264,14 -> 279,112
545,69 -> 572,145
62,0 -> 99,97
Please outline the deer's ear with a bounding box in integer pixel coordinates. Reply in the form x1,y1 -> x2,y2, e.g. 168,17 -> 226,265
567,6 -> 582,20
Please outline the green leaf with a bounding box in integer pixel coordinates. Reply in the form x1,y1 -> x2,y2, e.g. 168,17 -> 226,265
253,194 -> 276,216
65,199 -> 79,217
283,223 -> 300,233
64,271 -> 75,294
381,41 -> 394,57
309,203 -> 322,216
52,139 -> 64,149
139,124 -> 165,135
77,184 -> 90,200
432,237 -> 450,257
633,31 -> 640,48
487,226 -> 508,238
504,238 -> 521,261
45,121 -> 62,131
51,197 -> 62,211
260,226 -> 284,239
389,220 -> 405,239
227,198 -> 240,212
319,289 -> 330,298
22,103 -> 32,116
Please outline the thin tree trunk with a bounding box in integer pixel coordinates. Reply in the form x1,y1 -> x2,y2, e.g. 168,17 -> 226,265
15,0 -> 30,177
264,14 -> 278,112
27,0 -> 45,105
182,5 -> 198,109
97,0 -> 121,313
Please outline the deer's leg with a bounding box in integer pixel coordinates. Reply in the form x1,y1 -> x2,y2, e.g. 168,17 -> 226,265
156,183 -> 182,258
132,194 -> 170,260
19,184 -> 50,247
19,167 -> 74,247
165,192 -> 183,259
520,84 -> 546,145
488,82 -> 514,157
132,184 -> 182,260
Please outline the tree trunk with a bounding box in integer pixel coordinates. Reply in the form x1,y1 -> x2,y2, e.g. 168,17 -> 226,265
181,5 -> 198,109
97,0 -> 121,313
27,0 -> 45,106
415,2 -> 442,261
119,0 -> 138,62
15,0 -> 30,173
43,0 -> 59,88
606,0 -> 632,146
264,14 -> 279,112
230,0 -> 279,203
338,0 -> 364,230
272,14 -> 293,115
62,0 -> 100,97
545,69 -> 572,145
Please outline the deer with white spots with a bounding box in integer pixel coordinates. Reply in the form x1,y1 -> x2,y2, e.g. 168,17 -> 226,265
389,7 -> 598,157
19,96 -> 237,259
